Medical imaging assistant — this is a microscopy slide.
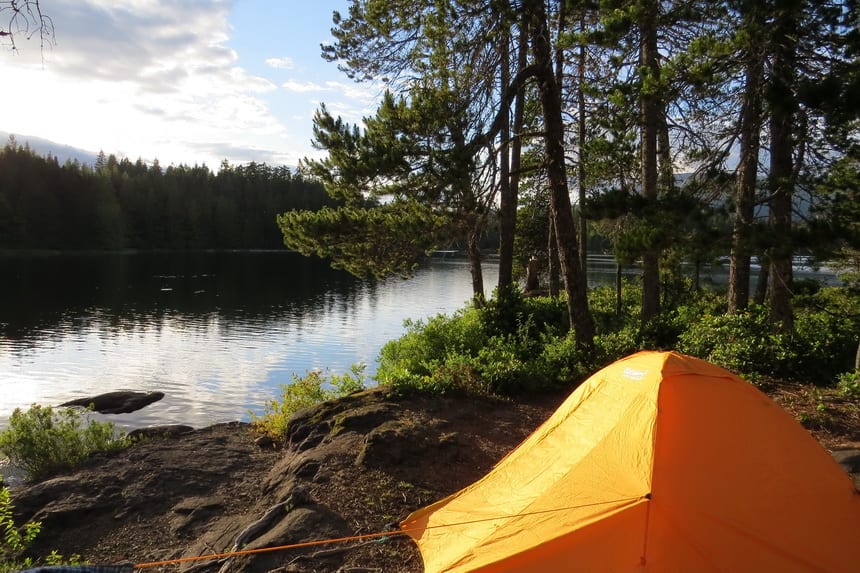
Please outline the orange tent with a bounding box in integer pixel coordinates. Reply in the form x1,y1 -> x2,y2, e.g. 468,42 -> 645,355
401,351 -> 860,572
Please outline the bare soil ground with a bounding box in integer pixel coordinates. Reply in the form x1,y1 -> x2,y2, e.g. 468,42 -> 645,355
6,381 -> 859,573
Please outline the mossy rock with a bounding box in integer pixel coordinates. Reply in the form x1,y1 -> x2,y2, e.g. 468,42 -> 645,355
355,419 -> 460,468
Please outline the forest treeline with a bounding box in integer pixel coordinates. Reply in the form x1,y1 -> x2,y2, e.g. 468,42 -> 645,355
0,140 -> 338,251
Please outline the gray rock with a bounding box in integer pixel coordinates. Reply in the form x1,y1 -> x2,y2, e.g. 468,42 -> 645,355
60,390 -> 165,414
832,449 -> 860,473
128,425 -> 195,441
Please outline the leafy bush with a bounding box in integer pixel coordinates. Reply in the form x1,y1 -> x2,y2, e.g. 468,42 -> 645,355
0,485 -> 40,568
676,297 -> 859,382
0,406 -> 130,482
379,293 -> 594,395
378,283 -> 859,398
676,305 -> 788,379
0,486 -> 80,573
836,371 -> 860,397
475,335 -> 531,393
479,288 -> 568,339
792,310 -> 858,382
531,333 -> 596,387
376,309 -> 486,388
586,282 -> 641,334
251,364 -> 367,438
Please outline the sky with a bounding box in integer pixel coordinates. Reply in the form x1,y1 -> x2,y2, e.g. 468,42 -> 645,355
0,0 -> 385,169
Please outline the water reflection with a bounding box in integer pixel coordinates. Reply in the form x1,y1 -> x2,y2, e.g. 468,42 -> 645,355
0,252 -> 490,429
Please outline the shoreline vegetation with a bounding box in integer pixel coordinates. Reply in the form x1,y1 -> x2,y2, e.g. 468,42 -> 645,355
2,280 -> 859,571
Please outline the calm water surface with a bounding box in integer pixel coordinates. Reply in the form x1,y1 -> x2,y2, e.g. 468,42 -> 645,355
0,251 -> 498,430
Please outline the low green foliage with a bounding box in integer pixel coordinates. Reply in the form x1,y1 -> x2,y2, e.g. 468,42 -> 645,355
251,364 -> 367,438
0,486 -> 80,572
376,309 -> 487,392
676,305 -> 782,380
0,485 -> 40,568
678,298 -> 859,382
378,293 -> 599,395
837,371 -> 860,398
0,406 -> 130,482
375,282 -> 859,397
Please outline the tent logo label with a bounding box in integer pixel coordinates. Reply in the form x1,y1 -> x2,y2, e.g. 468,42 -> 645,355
622,367 -> 647,380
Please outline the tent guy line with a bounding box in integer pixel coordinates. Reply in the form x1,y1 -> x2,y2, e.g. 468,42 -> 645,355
131,495 -> 647,569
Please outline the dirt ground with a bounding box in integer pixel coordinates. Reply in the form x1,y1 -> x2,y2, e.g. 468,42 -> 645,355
6,381 -> 859,573
8,388 -> 564,572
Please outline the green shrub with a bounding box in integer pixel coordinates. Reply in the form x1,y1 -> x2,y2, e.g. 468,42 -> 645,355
475,335 -> 529,393
376,309 -> 486,388
378,294 -> 582,395
251,364 -> 367,438
675,297 -> 858,382
479,289 -> 568,339
587,282 -> 641,334
0,406 -> 130,482
427,354 -> 488,395
836,371 -> 860,397
792,310 -> 858,382
378,284 -> 859,398
676,305 -> 787,379
592,327 -> 643,365
531,333 -> 596,388
0,486 -> 80,573
792,286 -> 860,380
0,485 -> 40,568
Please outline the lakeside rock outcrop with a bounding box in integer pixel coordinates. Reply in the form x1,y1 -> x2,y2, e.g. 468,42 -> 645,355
10,387 -> 561,572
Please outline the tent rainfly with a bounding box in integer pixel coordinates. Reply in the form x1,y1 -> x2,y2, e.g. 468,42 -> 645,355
401,351 -> 860,572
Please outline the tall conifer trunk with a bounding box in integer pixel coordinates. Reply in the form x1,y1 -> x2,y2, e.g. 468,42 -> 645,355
640,0 -> 661,322
767,2 -> 798,333
468,228 -> 485,305
497,25 -> 515,293
497,20 -> 529,296
728,1 -> 765,314
577,13 -> 589,273
527,0 -> 594,346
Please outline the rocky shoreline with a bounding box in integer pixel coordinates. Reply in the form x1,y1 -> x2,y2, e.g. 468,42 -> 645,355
6,385 -> 860,573
8,387 -> 563,572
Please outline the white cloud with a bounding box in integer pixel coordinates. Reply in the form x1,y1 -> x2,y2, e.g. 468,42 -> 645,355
324,80 -> 383,102
0,0 -> 291,167
265,56 -> 294,69
282,79 -> 327,93
1,0 -> 386,169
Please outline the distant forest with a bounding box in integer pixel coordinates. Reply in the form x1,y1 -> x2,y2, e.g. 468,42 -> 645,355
0,140 -> 339,251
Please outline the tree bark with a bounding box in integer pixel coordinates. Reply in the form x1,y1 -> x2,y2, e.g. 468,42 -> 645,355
767,3 -> 798,333
640,0 -> 661,322
728,1 -> 765,314
468,228 -> 485,306
577,14 -> 589,274
548,213 -> 560,297
528,0 -> 594,346
497,25 -> 515,292
497,19 -> 528,295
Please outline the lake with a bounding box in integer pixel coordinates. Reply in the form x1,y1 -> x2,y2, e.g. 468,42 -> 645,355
0,251 -> 839,430
0,251 -> 505,430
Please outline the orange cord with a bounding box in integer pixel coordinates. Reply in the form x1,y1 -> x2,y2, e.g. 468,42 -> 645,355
134,529 -> 410,568
133,495 -> 647,569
